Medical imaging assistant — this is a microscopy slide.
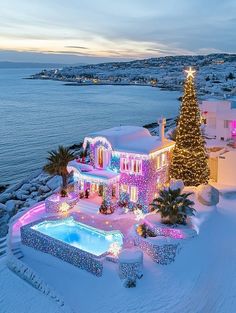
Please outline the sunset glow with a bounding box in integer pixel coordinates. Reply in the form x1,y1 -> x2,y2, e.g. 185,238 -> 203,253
0,0 -> 235,63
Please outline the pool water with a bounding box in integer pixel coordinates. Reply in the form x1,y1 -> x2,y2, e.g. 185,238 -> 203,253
31,217 -> 123,256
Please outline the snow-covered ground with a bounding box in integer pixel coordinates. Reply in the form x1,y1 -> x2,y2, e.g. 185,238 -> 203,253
1,190 -> 236,313
0,259 -> 65,313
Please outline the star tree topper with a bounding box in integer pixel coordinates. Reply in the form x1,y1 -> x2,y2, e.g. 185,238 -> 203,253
185,66 -> 196,78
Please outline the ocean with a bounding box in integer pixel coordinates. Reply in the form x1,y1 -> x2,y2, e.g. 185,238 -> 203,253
0,68 -> 180,185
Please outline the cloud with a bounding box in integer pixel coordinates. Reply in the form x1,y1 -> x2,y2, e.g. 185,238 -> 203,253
0,0 -> 235,62
64,46 -> 88,50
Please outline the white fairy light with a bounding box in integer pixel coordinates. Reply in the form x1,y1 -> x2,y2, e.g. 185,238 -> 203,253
133,208 -> 145,221
59,202 -> 70,213
184,66 -> 196,78
108,242 -> 121,257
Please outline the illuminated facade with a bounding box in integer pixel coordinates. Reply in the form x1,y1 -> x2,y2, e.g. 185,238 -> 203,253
67,121 -> 174,210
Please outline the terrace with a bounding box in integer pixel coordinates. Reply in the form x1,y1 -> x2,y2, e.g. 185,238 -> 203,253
10,192 -> 193,280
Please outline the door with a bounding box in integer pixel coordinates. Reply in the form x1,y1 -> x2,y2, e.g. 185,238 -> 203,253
98,147 -> 104,168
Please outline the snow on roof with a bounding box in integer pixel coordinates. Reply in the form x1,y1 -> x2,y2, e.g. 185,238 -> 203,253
200,100 -> 232,112
87,126 -> 174,154
67,160 -> 120,182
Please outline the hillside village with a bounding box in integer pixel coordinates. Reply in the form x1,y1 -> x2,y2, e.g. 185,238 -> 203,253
32,53 -> 236,98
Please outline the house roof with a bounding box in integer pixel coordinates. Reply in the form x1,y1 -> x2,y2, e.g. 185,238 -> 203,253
67,160 -> 120,183
86,126 -> 174,155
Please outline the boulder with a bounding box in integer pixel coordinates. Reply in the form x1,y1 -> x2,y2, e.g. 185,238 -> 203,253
24,198 -> 37,207
38,185 -> 50,194
5,199 -> 17,213
36,173 -> 51,185
30,186 -> 37,192
169,179 -> 184,192
34,195 -> 44,202
20,183 -> 32,192
0,210 -> 10,223
15,190 -> 29,201
30,191 -> 39,198
0,203 -> 6,211
197,184 -> 219,206
0,193 -> 12,204
46,176 -> 62,191
30,183 -> 41,190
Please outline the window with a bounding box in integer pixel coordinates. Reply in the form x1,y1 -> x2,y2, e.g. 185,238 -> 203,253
97,147 -> 104,168
96,146 -> 110,169
120,158 -> 129,172
131,159 -> 142,174
162,153 -> 167,166
130,186 -> 138,202
224,120 -> 230,129
120,184 -> 129,193
120,158 -> 142,174
157,154 -> 161,169
157,152 -> 167,169
208,117 -> 216,128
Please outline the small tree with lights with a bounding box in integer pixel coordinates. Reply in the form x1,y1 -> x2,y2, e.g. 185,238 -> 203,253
170,67 -> 209,186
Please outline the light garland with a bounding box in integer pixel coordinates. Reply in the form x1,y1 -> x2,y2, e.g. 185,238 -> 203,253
133,208 -> 146,221
112,144 -> 174,160
21,219 -> 104,276
170,67 -> 210,186
108,242 -> 122,257
59,202 -> 70,214
83,136 -> 112,150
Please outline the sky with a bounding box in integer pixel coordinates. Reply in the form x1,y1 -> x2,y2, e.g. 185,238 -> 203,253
0,0 -> 235,64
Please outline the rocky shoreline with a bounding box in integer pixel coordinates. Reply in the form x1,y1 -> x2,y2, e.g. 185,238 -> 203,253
0,118 -> 176,240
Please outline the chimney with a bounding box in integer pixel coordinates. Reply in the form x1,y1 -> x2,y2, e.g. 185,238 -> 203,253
157,117 -> 166,142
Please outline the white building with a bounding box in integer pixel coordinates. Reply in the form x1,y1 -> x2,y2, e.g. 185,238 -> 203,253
200,100 -> 236,141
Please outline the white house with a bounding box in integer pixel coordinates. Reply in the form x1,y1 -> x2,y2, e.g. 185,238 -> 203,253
67,119 -> 175,209
200,100 -> 236,141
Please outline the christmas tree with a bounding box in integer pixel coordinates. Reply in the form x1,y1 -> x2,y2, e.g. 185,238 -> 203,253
170,67 -> 209,186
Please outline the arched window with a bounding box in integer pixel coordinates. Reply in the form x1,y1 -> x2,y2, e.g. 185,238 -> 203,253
98,147 -> 104,168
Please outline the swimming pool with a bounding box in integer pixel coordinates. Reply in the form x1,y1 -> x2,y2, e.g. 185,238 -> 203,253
31,217 -> 123,257
21,217 -> 124,276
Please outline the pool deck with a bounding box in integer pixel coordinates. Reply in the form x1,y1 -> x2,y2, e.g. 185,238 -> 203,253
12,195 -> 138,247
70,196 -> 137,239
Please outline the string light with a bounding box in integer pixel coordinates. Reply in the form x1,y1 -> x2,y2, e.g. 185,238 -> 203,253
108,242 -> 122,257
59,202 -> 70,214
170,67 -> 209,186
133,208 -> 146,221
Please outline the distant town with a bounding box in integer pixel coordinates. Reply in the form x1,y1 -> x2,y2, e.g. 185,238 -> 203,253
32,53 -> 236,98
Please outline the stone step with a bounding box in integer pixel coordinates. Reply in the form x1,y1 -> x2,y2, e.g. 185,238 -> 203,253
0,236 -> 7,244
0,243 -> 6,250
0,250 -> 6,257
13,250 -> 23,259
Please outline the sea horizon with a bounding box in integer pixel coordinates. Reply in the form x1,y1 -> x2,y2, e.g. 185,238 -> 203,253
0,67 -> 180,186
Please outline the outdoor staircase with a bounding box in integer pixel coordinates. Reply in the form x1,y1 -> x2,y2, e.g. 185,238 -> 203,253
11,242 -> 24,260
0,236 -> 7,257
77,199 -> 100,214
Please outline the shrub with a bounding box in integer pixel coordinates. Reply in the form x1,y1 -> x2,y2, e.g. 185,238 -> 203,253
136,224 -> 156,238
118,192 -> 129,208
123,278 -> 136,288
99,200 -> 115,215
150,188 -> 195,225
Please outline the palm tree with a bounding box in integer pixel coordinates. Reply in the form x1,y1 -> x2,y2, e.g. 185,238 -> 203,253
44,145 -> 75,197
150,188 -> 195,225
